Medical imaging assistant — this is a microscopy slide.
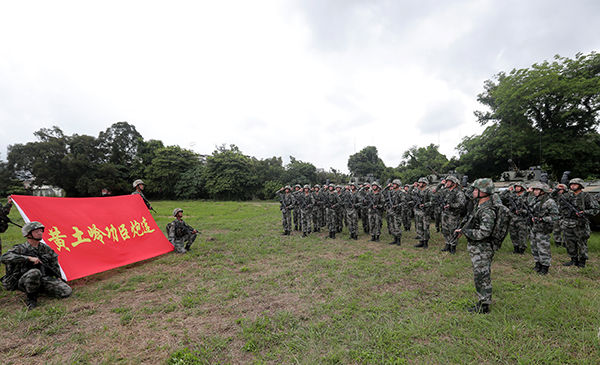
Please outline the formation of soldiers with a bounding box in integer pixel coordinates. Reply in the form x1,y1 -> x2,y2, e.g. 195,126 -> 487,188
277,176 -> 599,313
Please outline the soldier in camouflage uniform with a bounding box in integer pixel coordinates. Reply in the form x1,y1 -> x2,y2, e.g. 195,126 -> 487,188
0,196 -> 14,254
132,179 -> 153,211
501,182 -> 529,254
368,182 -> 385,242
385,179 -> 404,245
342,183 -> 360,240
167,208 -> 198,253
335,185 -> 345,233
319,184 -> 328,228
413,178 -> 433,248
433,179 -> 446,233
441,176 -> 466,254
527,182 -> 559,275
277,186 -> 294,235
298,185 -> 315,237
550,184 -> 568,247
312,185 -> 322,233
402,184 -> 413,231
326,185 -> 341,239
359,183 -> 371,234
455,178 -> 496,314
1,221 -> 72,309
560,178 -> 600,268
292,184 -> 302,231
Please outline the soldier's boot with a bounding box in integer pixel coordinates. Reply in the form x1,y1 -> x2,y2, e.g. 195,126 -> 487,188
563,257 -> 577,266
388,236 -> 397,245
422,240 -> 429,248
414,240 -> 425,248
576,259 -> 586,268
534,262 -> 541,272
26,293 -> 38,310
513,246 -> 519,254
396,236 -> 401,246
468,302 -> 489,314
449,245 -> 456,254
441,244 -> 450,252
375,235 -> 380,242
541,265 -> 549,275
302,232 -> 307,237
331,232 -> 336,239
184,243 -> 192,251
370,235 -> 376,242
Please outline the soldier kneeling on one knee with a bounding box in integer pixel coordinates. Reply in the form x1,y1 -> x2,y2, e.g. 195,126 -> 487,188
167,208 -> 198,253
1,221 -> 72,309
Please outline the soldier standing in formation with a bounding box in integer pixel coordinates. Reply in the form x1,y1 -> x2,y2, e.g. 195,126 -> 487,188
402,184 -> 413,231
527,182 -> 559,275
440,176 -> 466,254
433,178 -> 446,233
312,185 -> 322,233
559,178 -> 599,268
167,208 -> 199,253
298,185 -> 315,237
292,184 -> 302,231
325,185 -> 341,239
386,179 -> 405,245
550,183 -> 567,246
277,186 -> 294,235
1,221 -> 72,309
501,182 -> 529,254
413,178 -> 432,248
359,183 -> 371,234
368,182 -> 385,242
343,183 -> 360,240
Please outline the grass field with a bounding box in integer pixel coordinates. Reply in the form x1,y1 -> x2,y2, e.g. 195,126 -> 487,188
1,200 -> 599,364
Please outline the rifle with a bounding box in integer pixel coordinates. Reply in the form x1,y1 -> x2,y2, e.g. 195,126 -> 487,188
31,255 -> 65,282
0,214 -> 22,228
559,195 -> 589,223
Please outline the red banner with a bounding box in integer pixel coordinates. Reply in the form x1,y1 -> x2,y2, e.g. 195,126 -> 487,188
11,195 -> 173,281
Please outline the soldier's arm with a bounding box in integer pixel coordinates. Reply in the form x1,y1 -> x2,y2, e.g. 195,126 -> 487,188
463,208 -> 496,241
0,245 -> 31,265
541,200 -> 559,224
583,194 -> 600,216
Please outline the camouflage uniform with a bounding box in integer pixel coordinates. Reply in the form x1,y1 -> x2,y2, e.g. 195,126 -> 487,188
167,211 -> 197,253
131,179 -> 152,210
413,178 -> 433,247
433,183 -> 445,232
368,186 -> 385,241
319,186 -> 328,228
358,186 -> 370,234
559,179 -> 599,267
441,178 -> 466,253
402,185 -> 413,231
550,185 -> 567,246
292,185 -> 302,231
501,184 -> 530,254
1,241 -> 72,300
385,183 -> 405,245
0,200 -> 13,254
528,183 -> 559,273
342,186 -> 360,239
278,189 -> 294,235
326,187 -> 341,238
311,186 -> 322,233
298,188 -> 315,236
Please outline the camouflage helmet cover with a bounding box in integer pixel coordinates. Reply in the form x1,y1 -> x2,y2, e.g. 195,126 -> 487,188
284,185 -> 292,190
294,184 -> 301,188
418,177 -> 429,184
569,178 -> 585,188
22,221 -> 45,237
445,176 -> 460,185
303,184 -> 310,189
372,182 -> 380,188
173,208 -> 183,217
133,179 -> 144,188
556,183 -> 567,190
529,181 -> 551,192
513,181 -> 526,189
314,184 -> 320,188
472,178 -> 495,194
392,179 -> 402,185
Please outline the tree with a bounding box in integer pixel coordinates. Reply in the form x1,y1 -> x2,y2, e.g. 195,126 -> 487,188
465,52 -> 600,179
284,157 -> 317,185
145,146 -> 202,199
203,145 -> 257,200
347,146 -> 386,180
398,144 -> 449,183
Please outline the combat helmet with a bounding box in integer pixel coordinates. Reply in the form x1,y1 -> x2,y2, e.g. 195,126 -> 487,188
303,184 -> 310,189
314,184 -> 321,189
445,176 -> 460,185
392,179 -> 402,185
173,208 -> 183,217
529,181 -> 551,193
569,178 -> 585,189
284,185 -> 292,190
294,184 -> 301,189
132,179 -> 144,188
372,182 -> 381,189
418,177 -> 429,184
556,183 -> 567,191
472,178 -> 495,194
22,221 -> 45,237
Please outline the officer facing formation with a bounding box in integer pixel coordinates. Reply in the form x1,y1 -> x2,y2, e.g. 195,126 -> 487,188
167,208 -> 198,253
1,221 -> 73,309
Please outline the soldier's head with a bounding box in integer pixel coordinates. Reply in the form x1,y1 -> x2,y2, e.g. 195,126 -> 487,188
173,208 -> 184,219
392,179 -> 401,189
445,176 -> 459,189
284,185 -> 292,193
372,182 -> 380,191
418,177 -> 428,188
364,183 -> 371,190
303,184 -> 310,192
335,185 -> 342,192
22,221 -> 45,241
556,183 -> 567,194
314,184 -> 320,192
329,185 -> 335,191
513,182 -> 525,193
569,178 -> 585,192
349,182 -> 357,191
294,184 -> 301,191
530,181 -> 549,197
472,178 -> 494,199
404,185 -> 410,191
133,179 -> 145,191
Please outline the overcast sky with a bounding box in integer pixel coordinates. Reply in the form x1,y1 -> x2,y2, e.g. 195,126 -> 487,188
1,0 -> 599,172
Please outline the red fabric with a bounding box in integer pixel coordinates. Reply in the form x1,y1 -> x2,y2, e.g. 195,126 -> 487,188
11,195 -> 173,281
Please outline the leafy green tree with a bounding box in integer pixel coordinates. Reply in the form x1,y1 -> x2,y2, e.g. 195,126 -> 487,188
175,164 -> 207,200
145,146 -> 202,199
398,144 -> 449,183
347,146 -> 385,180
284,157 -> 317,185
203,145 -> 257,200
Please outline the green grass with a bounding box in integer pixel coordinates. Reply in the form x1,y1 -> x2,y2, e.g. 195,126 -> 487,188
1,200 -> 600,364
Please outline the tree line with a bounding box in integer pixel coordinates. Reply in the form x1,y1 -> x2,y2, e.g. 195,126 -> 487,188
1,52 -> 599,200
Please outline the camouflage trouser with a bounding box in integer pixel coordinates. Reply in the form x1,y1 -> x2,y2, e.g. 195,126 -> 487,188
561,219 -> 590,261
509,216 -> 529,251
293,208 -> 300,230
320,207 -> 327,227
414,209 -> 430,241
467,241 -> 494,305
18,269 -> 72,298
171,232 -> 197,253
281,209 -> 292,232
441,211 -> 461,247
387,211 -> 402,238
529,230 -> 551,266
368,209 -> 382,236
312,207 -> 322,232
434,207 -> 442,231
402,209 -> 412,231
552,220 -> 563,245
326,208 -> 337,233
301,208 -> 312,234
361,207 -> 370,233
336,208 -> 344,232
346,208 -> 358,236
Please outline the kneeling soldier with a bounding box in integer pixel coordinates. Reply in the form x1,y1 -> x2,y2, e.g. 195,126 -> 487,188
1,221 -> 72,309
167,208 -> 198,253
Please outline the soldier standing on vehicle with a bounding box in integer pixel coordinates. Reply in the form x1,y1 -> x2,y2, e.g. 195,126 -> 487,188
131,179 -> 153,211
1,221 -> 72,309
528,182 -> 559,275
441,176 -> 466,254
560,178 -> 599,268
413,178 -> 433,248
167,208 -> 199,253
454,178 -> 496,314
